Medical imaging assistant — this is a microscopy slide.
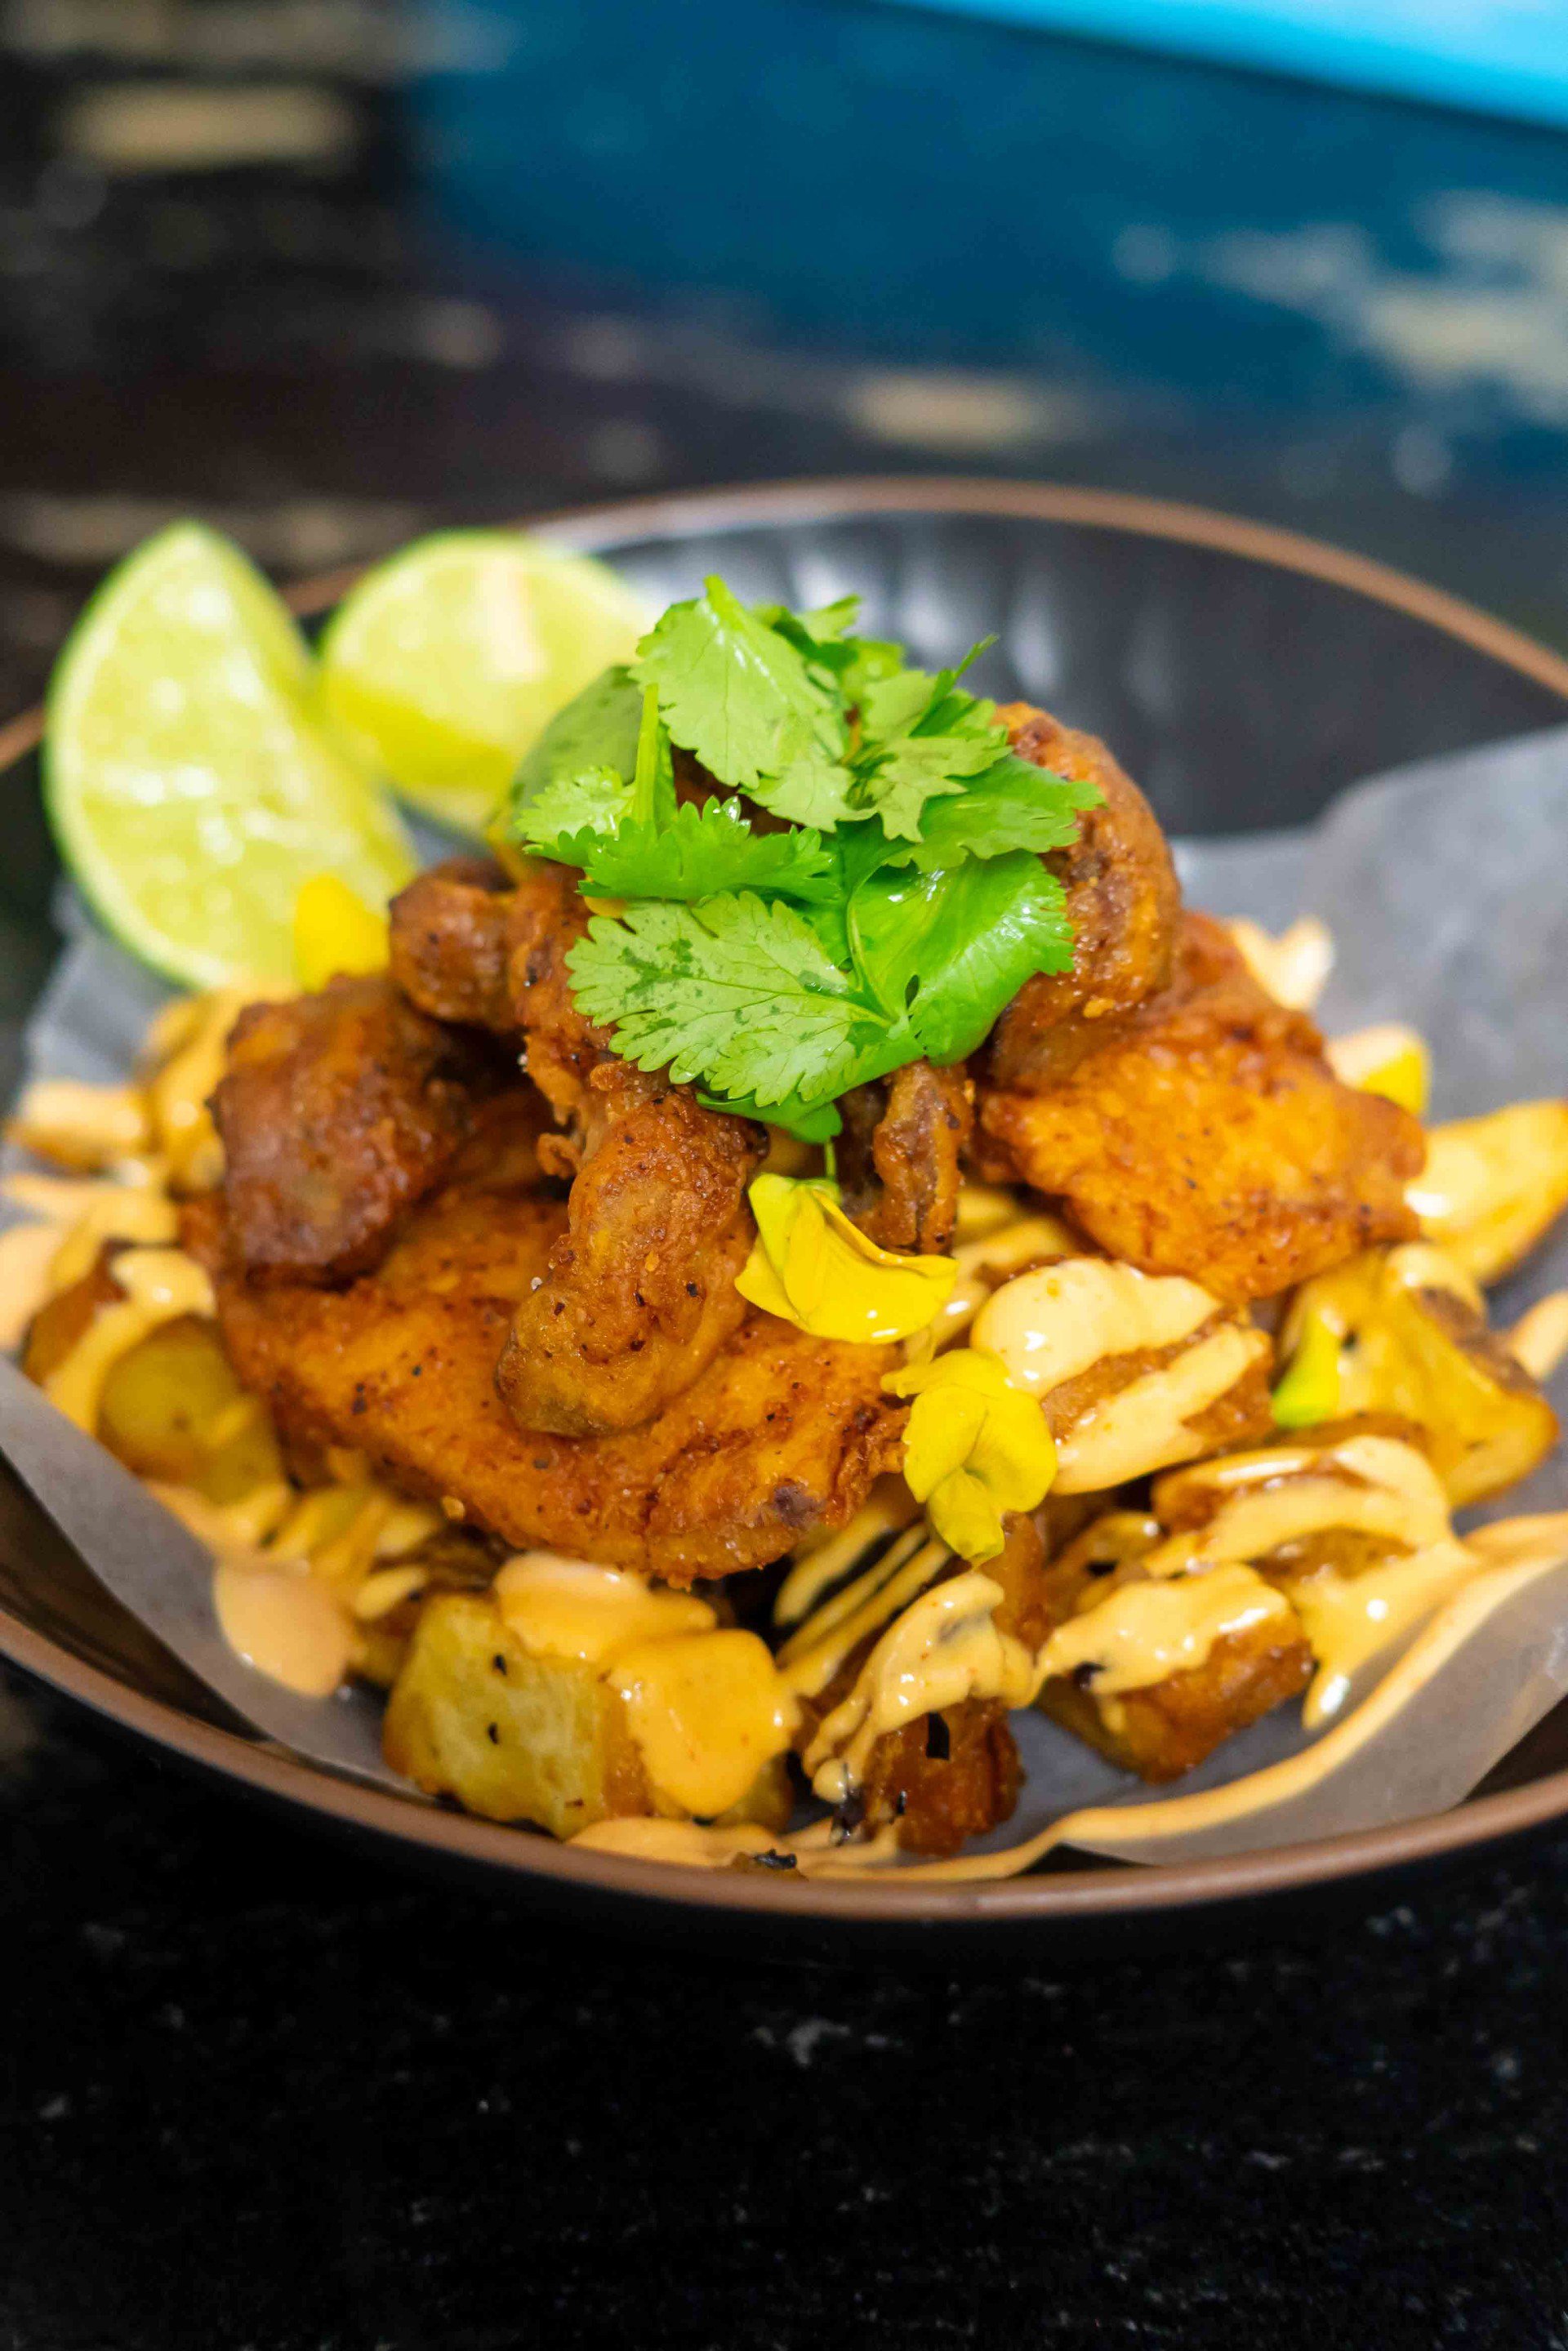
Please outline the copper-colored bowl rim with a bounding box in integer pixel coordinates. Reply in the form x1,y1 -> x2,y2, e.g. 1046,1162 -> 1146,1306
6,473 -> 1568,1931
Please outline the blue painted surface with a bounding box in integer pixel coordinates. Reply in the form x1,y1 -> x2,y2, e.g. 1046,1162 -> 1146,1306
889,0 -> 1568,131
413,0 -> 1568,462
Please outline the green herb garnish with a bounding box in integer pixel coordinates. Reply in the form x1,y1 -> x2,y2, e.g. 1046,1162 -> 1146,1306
506,580 -> 1099,1138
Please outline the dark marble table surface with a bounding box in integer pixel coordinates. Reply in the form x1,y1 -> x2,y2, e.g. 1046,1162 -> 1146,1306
7,1665 -> 1568,2349
6,7 -> 1568,2341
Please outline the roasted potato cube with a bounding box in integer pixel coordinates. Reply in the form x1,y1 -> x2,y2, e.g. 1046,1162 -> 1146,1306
1411,1102 -> 1568,1284
1031,1514 -> 1312,1780
97,1315 -> 285,1503
1280,1247 -> 1558,1507
383,1592 -> 792,1840
1038,1617 -> 1312,1783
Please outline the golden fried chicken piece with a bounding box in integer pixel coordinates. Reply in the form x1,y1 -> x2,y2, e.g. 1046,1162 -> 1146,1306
212,975 -> 500,1286
984,704 -> 1183,1090
838,1060 -> 974,1253
390,858 -> 768,1435
185,1181 -> 903,1583
497,1058 -> 764,1437
976,911 -> 1423,1303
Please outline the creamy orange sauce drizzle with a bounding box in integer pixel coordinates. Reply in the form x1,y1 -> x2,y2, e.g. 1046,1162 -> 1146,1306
577,1513 -> 1568,1881
494,1552 -> 797,1816
975,1258 -> 1218,1396
1034,1563 -> 1291,1697
7,1076 -> 150,1169
140,984 -> 271,1191
971,1257 -> 1270,1493
772,1489 -> 919,1632
0,1222 -> 71,1349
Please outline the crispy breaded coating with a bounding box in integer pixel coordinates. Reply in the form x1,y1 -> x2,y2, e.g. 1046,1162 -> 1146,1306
213,975 -> 498,1286
838,1059 -> 974,1253
185,1182 -> 903,1583
497,1058 -> 765,1437
977,911 -> 1423,1303
984,704 -> 1182,1090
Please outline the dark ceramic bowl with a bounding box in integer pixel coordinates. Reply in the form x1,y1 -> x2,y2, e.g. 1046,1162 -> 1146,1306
5,479 -> 1568,1960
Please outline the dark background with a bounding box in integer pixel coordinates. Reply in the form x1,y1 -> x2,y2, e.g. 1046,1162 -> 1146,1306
6,3 -> 1568,2342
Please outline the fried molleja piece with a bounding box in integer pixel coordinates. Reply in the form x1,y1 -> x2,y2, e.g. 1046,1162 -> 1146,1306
213,975 -> 497,1285
977,911 -> 1423,1304
186,1184 -> 902,1582
390,858 -> 767,1434
497,1059 -> 763,1437
838,1060 -> 974,1253
983,704 -> 1183,1090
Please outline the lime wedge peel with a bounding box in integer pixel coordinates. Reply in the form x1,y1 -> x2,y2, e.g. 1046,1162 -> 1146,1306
316,529 -> 651,836
45,522 -> 416,991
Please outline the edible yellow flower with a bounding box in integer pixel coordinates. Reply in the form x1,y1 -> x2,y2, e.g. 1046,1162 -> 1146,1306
884,1347 -> 1056,1561
1325,1023 -> 1430,1116
1271,1307 -> 1341,1428
292,874 -> 390,991
735,1173 -> 957,1344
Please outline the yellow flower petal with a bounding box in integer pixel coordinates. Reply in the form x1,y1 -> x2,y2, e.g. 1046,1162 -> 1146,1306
292,874 -> 390,991
924,1467 -> 1009,1562
1326,1023 -> 1430,1116
735,1173 -> 957,1343
1272,1307 -> 1341,1429
886,1346 -> 1056,1561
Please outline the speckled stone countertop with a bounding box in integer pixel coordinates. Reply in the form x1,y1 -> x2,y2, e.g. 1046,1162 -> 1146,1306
5,1661 -> 1567,2349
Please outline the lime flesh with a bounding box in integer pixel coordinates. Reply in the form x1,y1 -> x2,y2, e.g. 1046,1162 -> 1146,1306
317,530 -> 649,835
46,521 -> 416,991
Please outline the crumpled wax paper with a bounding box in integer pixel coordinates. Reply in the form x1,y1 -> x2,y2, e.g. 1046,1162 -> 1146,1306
10,727 -> 1568,1864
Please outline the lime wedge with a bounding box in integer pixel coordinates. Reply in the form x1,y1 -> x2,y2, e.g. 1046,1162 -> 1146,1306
317,530 -> 649,835
46,521 -> 416,991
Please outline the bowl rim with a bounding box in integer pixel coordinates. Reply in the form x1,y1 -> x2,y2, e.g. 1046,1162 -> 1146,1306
6,470 -> 1568,1929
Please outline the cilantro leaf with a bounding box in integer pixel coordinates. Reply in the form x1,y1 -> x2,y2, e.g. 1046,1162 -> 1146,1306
849,853 -> 1075,1062
633,577 -> 858,829
567,893 -> 890,1113
852,648 -> 1012,841
513,764 -> 632,857
510,665 -> 643,808
884,752 -> 1101,873
695,1085 -> 847,1142
572,798 -> 837,903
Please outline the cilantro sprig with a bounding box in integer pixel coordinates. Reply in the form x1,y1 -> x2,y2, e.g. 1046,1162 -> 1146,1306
506,581 -> 1099,1138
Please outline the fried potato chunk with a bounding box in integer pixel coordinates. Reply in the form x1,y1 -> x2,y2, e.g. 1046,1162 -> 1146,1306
188,1178 -> 903,1583
214,974 -> 498,1285
977,911 -> 1423,1303
1039,1620 -> 1312,1783
385,1591 -> 794,1837
983,704 -> 1182,1090
1031,1512 -> 1313,1781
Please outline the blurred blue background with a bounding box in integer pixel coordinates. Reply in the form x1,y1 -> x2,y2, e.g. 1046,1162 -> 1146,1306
2,0 -> 1568,694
